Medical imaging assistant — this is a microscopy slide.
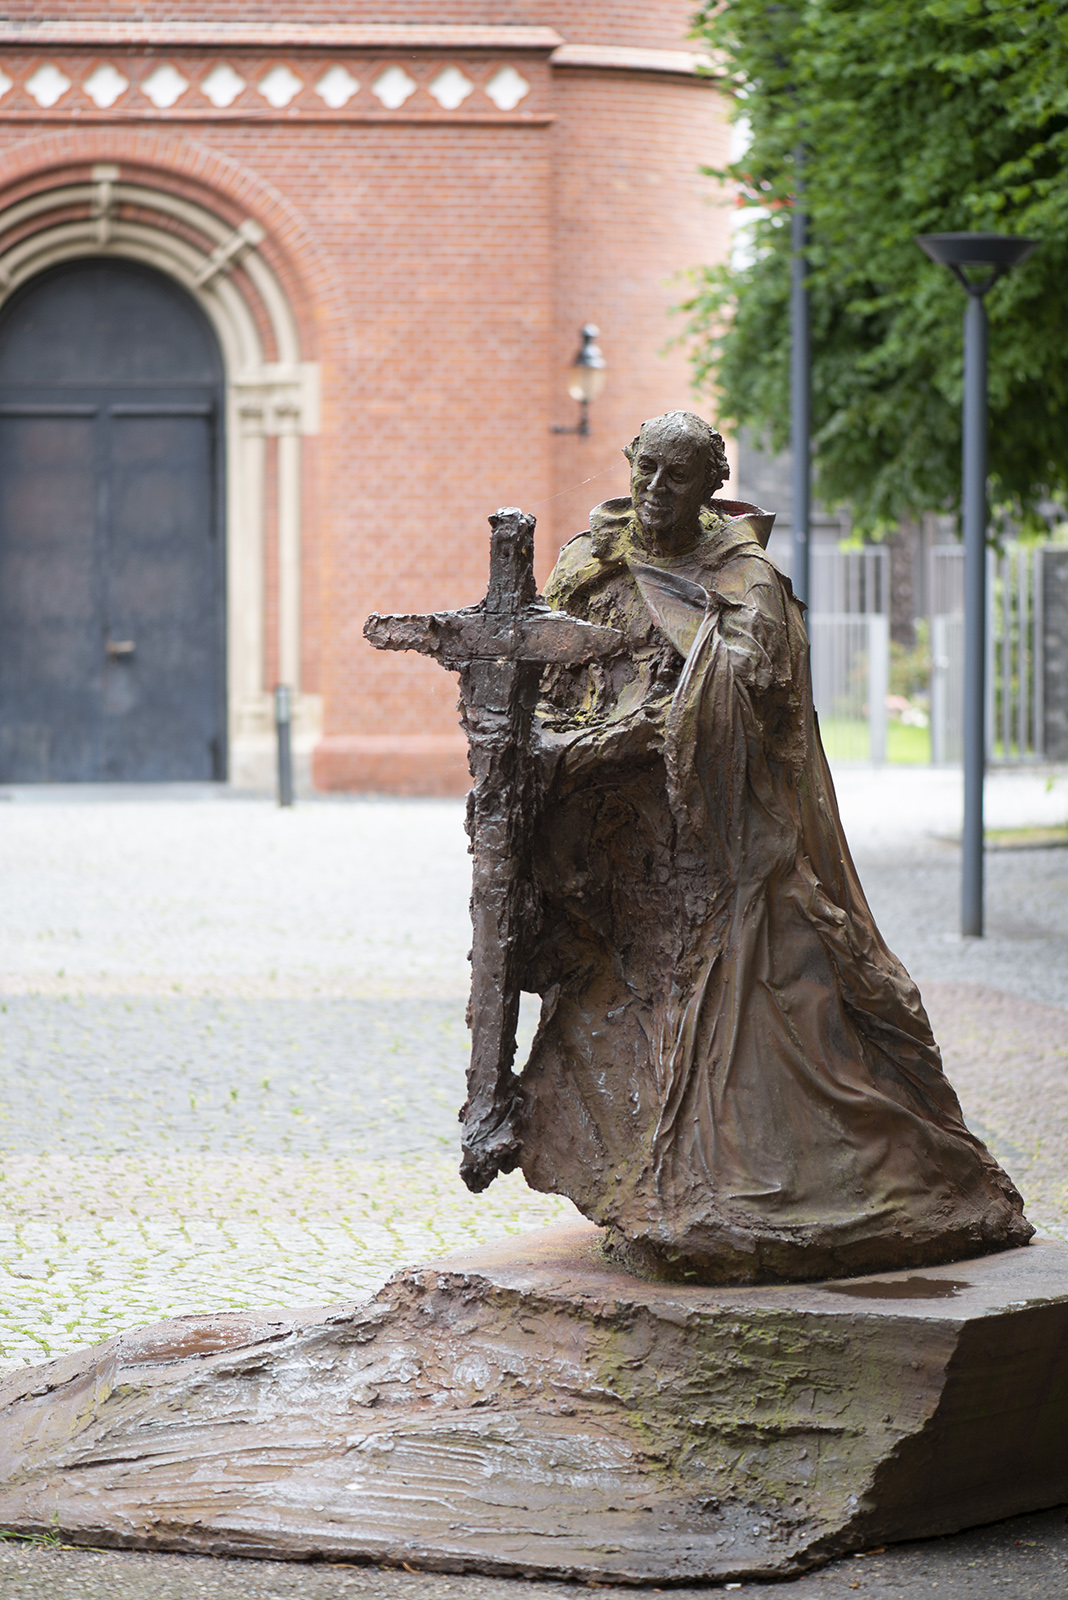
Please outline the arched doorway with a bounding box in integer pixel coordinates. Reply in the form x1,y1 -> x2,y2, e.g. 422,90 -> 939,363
0,258 -> 225,781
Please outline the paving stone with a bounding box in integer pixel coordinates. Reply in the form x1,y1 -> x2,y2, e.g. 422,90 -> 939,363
0,772 -> 1066,1593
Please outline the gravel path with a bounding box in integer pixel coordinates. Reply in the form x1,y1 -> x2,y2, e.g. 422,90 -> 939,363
0,767 -> 1066,1595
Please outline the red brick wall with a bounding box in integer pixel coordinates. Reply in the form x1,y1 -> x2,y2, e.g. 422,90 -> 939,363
5,4 -> 701,52
312,119 -> 555,789
0,3 -> 732,794
546,67 -> 730,566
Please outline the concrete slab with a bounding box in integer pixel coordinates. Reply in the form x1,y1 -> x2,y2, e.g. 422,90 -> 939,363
2,1224 -> 1067,1584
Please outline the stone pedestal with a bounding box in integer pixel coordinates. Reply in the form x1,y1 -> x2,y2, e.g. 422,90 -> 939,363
3,1224 -> 1068,1584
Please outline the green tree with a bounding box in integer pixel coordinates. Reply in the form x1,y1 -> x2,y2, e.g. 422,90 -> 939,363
686,0 -> 1068,534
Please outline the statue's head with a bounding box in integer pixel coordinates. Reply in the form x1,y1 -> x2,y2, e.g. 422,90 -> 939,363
624,412 -> 729,554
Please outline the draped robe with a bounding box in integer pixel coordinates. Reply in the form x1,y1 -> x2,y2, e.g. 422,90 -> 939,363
517,497 -> 1031,1282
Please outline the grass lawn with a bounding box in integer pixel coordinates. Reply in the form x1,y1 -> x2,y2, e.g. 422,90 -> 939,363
985,825 -> 1068,850
887,720 -> 931,764
818,716 -> 932,765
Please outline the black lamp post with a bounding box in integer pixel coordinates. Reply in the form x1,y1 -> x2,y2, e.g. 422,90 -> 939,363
916,231 -> 1036,938
552,324 -> 606,436
790,149 -> 811,605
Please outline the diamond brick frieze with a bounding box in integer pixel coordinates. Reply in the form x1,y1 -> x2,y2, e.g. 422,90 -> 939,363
141,63 -> 188,110
258,64 -> 302,109
25,62 -> 71,108
427,65 -> 474,110
199,63 -> 246,109
0,52 -> 549,119
314,64 -> 358,109
82,63 -> 129,109
371,64 -> 418,109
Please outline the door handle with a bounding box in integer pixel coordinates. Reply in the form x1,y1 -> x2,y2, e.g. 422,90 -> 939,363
105,639 -> 136,660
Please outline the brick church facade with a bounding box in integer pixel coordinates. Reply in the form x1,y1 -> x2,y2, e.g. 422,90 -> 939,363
0,5 -> 731,792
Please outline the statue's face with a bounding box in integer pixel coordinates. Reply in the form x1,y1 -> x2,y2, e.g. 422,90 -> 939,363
630,427 -> 708,553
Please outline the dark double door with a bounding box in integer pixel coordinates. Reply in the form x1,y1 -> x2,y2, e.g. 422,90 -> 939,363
0,259 -> 225,782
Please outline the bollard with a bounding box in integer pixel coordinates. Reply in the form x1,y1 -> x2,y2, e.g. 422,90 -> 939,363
275,684 -> 294,807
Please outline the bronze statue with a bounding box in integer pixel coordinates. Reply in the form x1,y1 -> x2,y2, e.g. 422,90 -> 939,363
367,411 -> 1031,1283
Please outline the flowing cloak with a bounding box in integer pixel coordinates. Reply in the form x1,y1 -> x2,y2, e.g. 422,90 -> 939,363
517,496 -> 1031,1282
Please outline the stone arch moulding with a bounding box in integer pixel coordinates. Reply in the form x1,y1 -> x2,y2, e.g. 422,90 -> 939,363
0,147 -> 325,789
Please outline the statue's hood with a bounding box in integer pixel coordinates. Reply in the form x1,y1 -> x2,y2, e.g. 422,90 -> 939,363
588,496 -> 776,561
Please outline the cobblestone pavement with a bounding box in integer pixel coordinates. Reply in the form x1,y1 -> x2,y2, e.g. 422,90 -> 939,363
0,990 -> 568,1364
1,767 -> 1065,1372
828,765 -> 1068,1011
0,792 -> 572,1370
0,768 -> 1067,1595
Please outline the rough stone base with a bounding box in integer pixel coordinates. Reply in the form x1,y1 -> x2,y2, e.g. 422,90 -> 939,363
3,1225 -> 1068,1584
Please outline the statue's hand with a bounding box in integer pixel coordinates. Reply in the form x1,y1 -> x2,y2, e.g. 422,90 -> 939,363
560,707 -> 663,780
532,709 -> 661,788
529,722 -> 572,788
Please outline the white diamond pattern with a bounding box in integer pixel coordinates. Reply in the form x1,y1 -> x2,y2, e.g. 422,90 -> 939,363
10,54 -> 520,118
371,65 -> 418,110
258,64 -> 302,109
484,66 -> 530,111
26,63 -> 71,109
83,63 -> 129,110
428,66 -> 473,111
141,64 -> 188,110
315,65 -> 359,110
200,63 -> 245,109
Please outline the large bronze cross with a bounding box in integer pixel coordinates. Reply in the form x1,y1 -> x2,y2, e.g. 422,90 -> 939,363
364,507 -> 621,1192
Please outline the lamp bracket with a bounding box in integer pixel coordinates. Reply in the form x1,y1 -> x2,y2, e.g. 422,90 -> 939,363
947,262 -> 1006,299
551,397 -> 591,437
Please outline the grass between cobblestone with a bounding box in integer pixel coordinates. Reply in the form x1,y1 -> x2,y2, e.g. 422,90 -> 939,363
1,791 -> 1066,1379
0,1150 -> 571,1368
0,990 -> 574,1372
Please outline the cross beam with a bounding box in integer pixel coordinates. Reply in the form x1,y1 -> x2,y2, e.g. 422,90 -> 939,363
365,507 -> 621,1190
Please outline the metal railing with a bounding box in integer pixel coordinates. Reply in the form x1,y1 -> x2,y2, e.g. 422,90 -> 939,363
992,542 -> 1044,762
807,546 -> 890,763
930,545 -> 966,764
930,541 -> 1046,764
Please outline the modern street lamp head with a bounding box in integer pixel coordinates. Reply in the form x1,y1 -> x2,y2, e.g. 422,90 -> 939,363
566,323 -> 607,405
916,232 -> 1036,270
916,232 -> 1037,295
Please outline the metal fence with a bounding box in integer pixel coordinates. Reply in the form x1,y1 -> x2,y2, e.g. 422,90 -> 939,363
992,542 -> 1044,761
807,545 -> 890,763
930,545 -> 966,764
929,541 -> 1046,764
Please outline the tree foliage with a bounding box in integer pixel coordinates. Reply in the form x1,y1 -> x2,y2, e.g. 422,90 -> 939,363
685,0 -> 1068,533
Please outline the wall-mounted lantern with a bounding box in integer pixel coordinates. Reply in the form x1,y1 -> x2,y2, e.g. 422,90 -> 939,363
552,324 -> 606,437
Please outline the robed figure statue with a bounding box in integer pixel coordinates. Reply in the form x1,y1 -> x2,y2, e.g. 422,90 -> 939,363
515,411 -> 1029,1282
366,410 -> 1030,1284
